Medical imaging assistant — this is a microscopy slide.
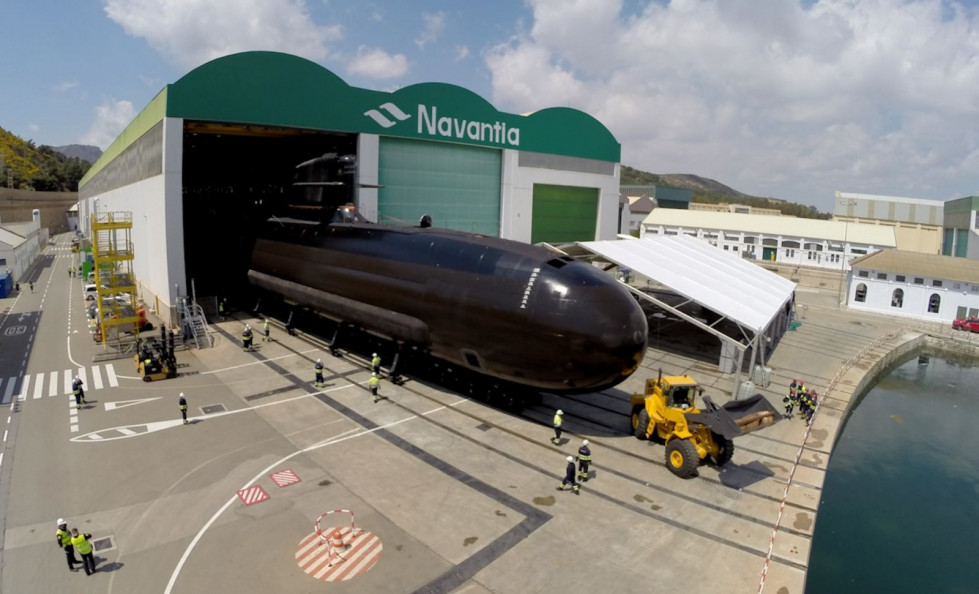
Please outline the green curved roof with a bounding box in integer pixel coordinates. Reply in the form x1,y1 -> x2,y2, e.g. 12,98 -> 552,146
82,51 -> 620,187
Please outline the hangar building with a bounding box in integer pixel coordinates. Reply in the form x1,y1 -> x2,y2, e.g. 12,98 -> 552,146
78,51 -> 622,325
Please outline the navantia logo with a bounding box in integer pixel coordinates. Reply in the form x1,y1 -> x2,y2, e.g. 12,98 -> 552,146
364,102 -> 412,128
364,102 -> 521,147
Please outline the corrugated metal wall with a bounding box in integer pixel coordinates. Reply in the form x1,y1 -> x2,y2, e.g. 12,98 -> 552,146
378,137 -> 501,236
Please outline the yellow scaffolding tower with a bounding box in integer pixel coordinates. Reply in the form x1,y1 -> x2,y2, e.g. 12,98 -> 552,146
90,212 -> 140,343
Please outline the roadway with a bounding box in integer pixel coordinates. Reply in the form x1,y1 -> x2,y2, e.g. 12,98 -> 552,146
0,234 -> 919,593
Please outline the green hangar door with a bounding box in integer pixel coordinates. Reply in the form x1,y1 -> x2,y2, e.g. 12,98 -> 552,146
378,137 -> 501,236
531,184 -> 599,244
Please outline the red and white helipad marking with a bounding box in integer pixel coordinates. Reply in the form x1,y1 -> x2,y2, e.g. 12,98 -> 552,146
270,468 -> 301,488
296,527 -> 383,581
236,485 -> 269,506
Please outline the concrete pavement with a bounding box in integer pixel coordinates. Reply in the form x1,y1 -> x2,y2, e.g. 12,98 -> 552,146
0,237 -> 955,593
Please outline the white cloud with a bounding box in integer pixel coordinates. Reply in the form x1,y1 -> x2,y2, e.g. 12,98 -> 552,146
81,99 -> 136,150
103,0 -> 343,71
347,46 -> 409,79
455,45 -> 470,61
415,11 -> 446,49
486,0 -> 979,209
54,81 -> 78,93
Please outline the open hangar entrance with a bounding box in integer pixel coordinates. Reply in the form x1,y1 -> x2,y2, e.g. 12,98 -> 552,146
181,122 -> 357,301
577,234 -> 797,396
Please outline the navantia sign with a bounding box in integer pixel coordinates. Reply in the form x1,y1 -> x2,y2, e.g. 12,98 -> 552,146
365,102 -> 521,148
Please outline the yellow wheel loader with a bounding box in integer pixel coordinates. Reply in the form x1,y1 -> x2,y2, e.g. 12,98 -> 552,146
630,370 -> 779,478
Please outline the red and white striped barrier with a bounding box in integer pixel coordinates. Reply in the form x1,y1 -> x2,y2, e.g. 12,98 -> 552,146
757,327 -> 908,593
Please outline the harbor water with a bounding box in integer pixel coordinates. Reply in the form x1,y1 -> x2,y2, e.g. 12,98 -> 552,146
805,352 -> 979,593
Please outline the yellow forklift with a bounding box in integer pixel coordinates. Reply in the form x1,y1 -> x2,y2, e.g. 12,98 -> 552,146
135,338 -> 176,382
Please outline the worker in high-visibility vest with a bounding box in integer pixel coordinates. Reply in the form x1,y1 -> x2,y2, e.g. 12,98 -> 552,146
577,439 -> 592,481
178,393 -> 189,425
70,527 -> 96,575
557,455 -> 580,494
55,518 -> 81,572
314,359 -> 324,387
369,373 -> 381,403
72,376 -> 86,409
371,352 -> 381,375
263,319 -> 270,342
551,409 -> 564,444
784,379 -> 798,418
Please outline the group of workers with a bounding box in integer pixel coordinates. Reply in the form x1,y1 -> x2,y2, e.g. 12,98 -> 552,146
784,379 -> 818,425
552,409 -> 593,495
314,352 -> 384,403
240,320 -> 272,351
55,518 -> 97,575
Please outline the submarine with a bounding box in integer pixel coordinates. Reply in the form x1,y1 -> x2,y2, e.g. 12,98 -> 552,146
246,154 -> 648,394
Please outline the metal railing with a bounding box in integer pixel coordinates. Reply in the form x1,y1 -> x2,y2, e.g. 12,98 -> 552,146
177,299 -> 213,349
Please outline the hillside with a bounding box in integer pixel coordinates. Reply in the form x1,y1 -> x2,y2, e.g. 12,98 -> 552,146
621,165 -> 827,219
0,126 -> 92,191
53,144 -> 102,163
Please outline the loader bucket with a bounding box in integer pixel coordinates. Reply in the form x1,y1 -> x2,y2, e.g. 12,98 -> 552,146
685,394 -> 780,440
722,394 -> 780,435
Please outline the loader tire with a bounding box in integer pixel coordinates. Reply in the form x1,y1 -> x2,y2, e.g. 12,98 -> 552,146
710,432 -> 735,466
665,439 -> 699,478
633,407 -> 650,440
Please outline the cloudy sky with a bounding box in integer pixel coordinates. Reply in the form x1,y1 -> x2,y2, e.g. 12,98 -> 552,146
2,0 -> 978,212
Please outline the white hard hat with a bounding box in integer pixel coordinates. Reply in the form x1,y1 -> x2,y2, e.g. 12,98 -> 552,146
556,409 -> 563,415
74,376 -> 79,380
317,358 -> 322,363
57,518 -> 66,526
372,372 -> 377,377
179,393 -> 184,397
372,352 -> 377,357
566,456 -> 574,463
582,439 -> 589,446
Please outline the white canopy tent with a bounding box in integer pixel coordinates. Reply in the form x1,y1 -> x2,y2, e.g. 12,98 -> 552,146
577,234 -> 797,395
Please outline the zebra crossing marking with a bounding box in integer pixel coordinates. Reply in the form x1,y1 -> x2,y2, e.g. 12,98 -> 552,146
2,379 -> 14,404
17,376 -> 29,401
0,364 -> 121,405
92,366 -> 104,390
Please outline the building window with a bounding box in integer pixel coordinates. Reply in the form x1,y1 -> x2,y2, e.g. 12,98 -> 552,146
877,272 -> 887,280
0,258 -> 5,266
855,283 -> 867,302
723,245 -> 729,250
732,245 -> 739,252
851,248 -> 867,255
858,270 -> 869,278
891,288 -> 904,308
928,293 -> 941,313
785,249 -> 795,257
933,280 -> 943,288
896,275 -> 906,282
914,278 -> 924,285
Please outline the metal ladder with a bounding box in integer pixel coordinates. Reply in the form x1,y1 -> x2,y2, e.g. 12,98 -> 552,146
178,299 -> 213,349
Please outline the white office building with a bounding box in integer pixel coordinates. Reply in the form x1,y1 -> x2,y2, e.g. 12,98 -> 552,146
641,209 -> 896,271
846,249 -> 979,322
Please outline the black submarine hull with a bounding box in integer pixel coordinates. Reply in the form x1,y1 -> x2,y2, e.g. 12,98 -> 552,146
248,222 -> 648,393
